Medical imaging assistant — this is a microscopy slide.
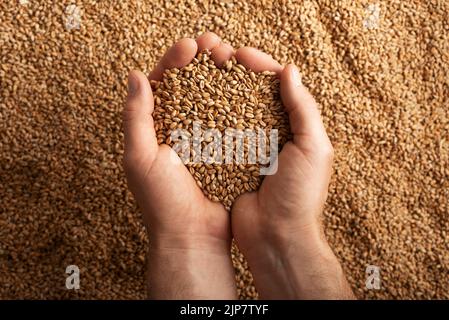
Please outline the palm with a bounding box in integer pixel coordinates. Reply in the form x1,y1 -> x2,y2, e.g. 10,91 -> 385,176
233,140 -> 331,241
138,144 -> 229,241
125,34 -> 235,244
231,57 -> 334,257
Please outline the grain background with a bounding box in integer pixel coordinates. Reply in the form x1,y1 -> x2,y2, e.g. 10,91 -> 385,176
0,0 -> 448,299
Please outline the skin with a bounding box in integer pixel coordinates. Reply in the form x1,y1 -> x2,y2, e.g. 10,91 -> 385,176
123,32 -> 355,299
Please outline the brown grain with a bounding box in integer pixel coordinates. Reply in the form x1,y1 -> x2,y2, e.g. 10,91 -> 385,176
0,0 -> 448,300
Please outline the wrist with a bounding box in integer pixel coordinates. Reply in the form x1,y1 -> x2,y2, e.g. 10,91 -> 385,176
241,221 -> 354,299
278,243 -> 354,299
150,231 -> 232,254
256,217 -> 328,260
147,233 -> 237,300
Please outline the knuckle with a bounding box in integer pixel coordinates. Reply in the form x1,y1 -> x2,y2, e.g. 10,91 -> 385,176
122,153 -> 133,173
123,149 -> 153,179
122,107 -> 136,124
309,139 -> 334,162
123,151 -> 139,174
321,142 -> 334,161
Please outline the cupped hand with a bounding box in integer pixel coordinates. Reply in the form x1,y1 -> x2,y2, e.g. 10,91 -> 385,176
232,51 -> 334,249
123,33 -> 237,299
231,49 -> 354,299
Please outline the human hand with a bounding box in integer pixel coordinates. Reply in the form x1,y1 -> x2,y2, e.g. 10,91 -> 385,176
231,51 -> 355,299
123,33 -> 237,299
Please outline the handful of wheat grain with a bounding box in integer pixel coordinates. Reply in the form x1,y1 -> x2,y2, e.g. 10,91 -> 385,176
152,51 -> 291,210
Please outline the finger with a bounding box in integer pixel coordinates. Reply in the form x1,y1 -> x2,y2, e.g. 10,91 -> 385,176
211,42 -> 235,67
211,42 -> 234,67
149,38 -> 198,81
123,70 -> 158,164
196,32 -> 221,52
235,47 -> 283,74
280,64 -> 329,144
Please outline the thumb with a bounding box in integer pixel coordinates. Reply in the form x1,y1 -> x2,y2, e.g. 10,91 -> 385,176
123,70 -> 158,168
280,64 -> 330,146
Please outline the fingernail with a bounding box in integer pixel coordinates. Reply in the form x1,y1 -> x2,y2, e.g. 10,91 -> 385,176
128,72 -> 139,96
290,65 -> 302,86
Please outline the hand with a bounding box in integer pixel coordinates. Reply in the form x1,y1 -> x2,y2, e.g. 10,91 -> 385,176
231,53 -> 355,299
123,33 -> 237,299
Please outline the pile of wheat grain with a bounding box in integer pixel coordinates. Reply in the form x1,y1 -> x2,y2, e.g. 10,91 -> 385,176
1,0 -> 448,299
152,51 -> 291,210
